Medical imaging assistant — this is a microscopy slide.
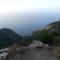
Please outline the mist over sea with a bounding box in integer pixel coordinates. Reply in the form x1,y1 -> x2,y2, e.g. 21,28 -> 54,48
0,12 -> 60,36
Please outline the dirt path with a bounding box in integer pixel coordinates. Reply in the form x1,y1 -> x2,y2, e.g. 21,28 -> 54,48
7,48 -> 60,60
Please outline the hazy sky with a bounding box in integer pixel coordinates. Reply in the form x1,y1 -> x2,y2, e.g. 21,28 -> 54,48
0,0 -> 60,35
0,0 -> 60,13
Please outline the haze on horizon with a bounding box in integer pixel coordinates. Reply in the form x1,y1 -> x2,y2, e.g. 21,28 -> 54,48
0,0 -> 60,35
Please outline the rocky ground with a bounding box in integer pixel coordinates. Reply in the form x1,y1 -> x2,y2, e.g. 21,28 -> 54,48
7,48 -> 60,60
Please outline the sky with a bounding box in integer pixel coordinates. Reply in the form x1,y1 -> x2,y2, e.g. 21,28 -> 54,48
0,0 -> 60,35
0,0 -> 60,13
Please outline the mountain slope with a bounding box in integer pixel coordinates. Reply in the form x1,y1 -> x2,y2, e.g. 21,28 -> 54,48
30,20 -> 60,46
0,28 -> 22,49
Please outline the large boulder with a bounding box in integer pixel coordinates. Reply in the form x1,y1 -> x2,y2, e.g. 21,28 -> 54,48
0,52 -> 8,60
29,40 -> 44,49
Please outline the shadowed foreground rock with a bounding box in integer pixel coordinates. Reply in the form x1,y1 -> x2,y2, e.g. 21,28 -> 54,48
7,48 -> 60,60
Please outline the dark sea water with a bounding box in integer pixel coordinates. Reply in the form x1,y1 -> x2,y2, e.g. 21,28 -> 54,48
0,12 -> 60,36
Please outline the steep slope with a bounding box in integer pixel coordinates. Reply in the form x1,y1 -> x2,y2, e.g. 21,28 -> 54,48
31,20 -> 60,46
0,28 -> 22,48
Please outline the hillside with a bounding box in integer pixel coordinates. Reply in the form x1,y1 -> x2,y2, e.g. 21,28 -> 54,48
22,20 -> 60,46
0,20 -> 60,48
0,28 -> 22,49
34,20 -> 60,46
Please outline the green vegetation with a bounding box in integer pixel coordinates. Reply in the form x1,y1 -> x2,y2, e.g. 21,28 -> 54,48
21,36 -> 32,46
0,20 -> 60,48
22,20 -> 60,46
0,28 -> 22,49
